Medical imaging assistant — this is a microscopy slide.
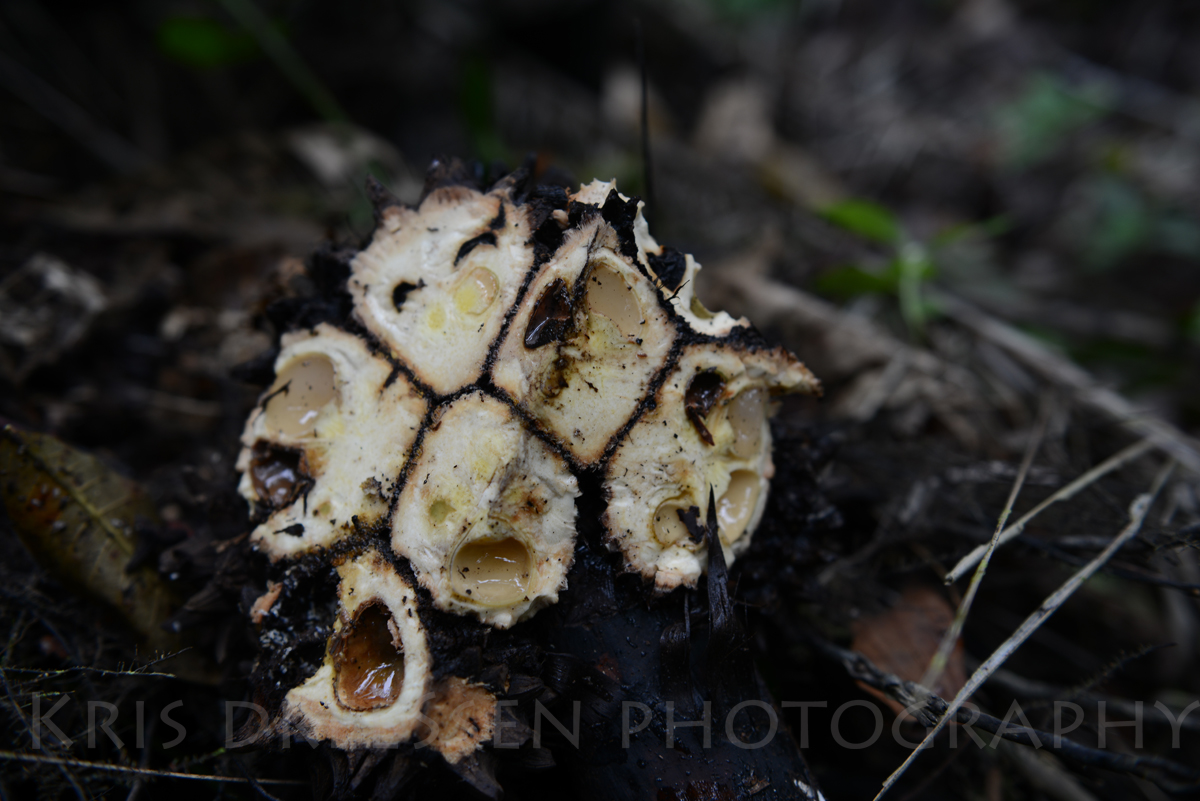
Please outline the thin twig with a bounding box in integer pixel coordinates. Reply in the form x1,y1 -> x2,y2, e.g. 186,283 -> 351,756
215,0 -> 347,123
923,398 -> 1050,692
0,50 -> 147,174
813,637 -> 1200,791
0,750 -> 307,787
946,439 -> 1156,583
874,460 -> 1175,800
930,289 -> 1200,476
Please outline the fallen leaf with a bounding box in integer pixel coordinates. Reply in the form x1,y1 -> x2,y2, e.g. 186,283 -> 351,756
851,584 -> 966,718
0,422 -> 214,681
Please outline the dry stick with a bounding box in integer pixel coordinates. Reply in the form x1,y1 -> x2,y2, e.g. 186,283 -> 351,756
813,638 -> 1200,792
922,398 -> 1050,692
0,750 -> 307,787
946,439 -> 1155,583
930,289 -> 1200,476
873,460 -> 1176,801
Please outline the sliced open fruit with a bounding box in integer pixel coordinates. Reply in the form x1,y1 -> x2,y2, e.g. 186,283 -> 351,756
349,186 -> 533,395
283,550 -> 431,749
391,392 -> 579,627
236,324 -> 426,561
604,343 -> 819,591
491,214 -> 675,465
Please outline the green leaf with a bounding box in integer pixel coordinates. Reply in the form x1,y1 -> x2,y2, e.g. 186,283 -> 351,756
931,215 -> 1011,248
814,264 -> 899,298
997,73 -> 1111,168
156,17 -> 257,69
819,199 -> 901,245
459,54 -> 508,164
896,243 -> 936,337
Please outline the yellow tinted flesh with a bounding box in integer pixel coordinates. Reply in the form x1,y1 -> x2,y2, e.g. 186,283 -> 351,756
728,388 -> 766,459
451,537 -> 532,606
718,470 -> 760,544
587,265 -> 642,337
264,356 -> 337,437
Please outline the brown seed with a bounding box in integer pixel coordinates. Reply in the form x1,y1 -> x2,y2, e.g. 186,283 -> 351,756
524,278 -> 572,349
249,442 -> 310,508
333,603 -> 405,711
685,371 -> 725,446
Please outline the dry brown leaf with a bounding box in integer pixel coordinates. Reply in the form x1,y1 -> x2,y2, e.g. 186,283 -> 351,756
0,422 -> 213,681
850,584 -> 966,717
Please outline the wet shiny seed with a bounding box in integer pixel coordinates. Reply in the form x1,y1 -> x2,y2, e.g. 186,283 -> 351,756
728,388 -> 766,459
451,537 -> 532,606
334,604 -> 405,711
586,264 -> 642,337
250,443 -> 307,508
264,355 -> 337,438
524,278 -> 572,348
717,470 -> 760,544
454,267 -> 499,316
685,371 -> 725,446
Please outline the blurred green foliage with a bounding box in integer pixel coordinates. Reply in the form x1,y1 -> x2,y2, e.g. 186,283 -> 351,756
156,17 -> 258,68
816,199 -> 948,337
460,55 -> 508,166
819,199 -> 900,245
1063,173 -> 1200,271
997,73 -> 1111,168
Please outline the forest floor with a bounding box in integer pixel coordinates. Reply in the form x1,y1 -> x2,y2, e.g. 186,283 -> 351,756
2,1 -> 1200,799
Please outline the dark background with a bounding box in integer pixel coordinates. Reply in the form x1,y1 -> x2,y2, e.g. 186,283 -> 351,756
2,1 -> 1200,799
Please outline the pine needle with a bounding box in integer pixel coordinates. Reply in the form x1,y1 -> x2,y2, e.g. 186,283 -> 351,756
946,438 -> 1155,583
0,749 -> 307,786
873,459 -> 1175,800
921,398 -> 1049,692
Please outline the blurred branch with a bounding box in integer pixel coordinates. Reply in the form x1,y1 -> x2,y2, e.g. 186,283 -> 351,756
930,290 -> 1200,477
0,49 -> 147,174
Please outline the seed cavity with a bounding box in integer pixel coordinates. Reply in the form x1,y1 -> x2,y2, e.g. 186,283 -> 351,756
428,498 -> 455,525
586,264 -> 642,337
652,497 -> 695,546
333,603 -> 405,711
264,355 -> 337,438
453,267 -> 499,316
392,280 -> 423,312
728,388 -> 766,459
685,371 -> 725,446
250,442 -> 310,508
524,278 -> 572,349
454,232 -> 497,265
690,295 -> 715,320
717,470 -> 760,544
450,536 -> 532,606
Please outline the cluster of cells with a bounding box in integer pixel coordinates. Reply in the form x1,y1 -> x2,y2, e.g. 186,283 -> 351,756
236,174 -> 818,753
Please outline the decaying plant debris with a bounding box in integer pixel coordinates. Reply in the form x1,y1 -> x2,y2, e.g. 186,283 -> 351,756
4,2 -> 1200,800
